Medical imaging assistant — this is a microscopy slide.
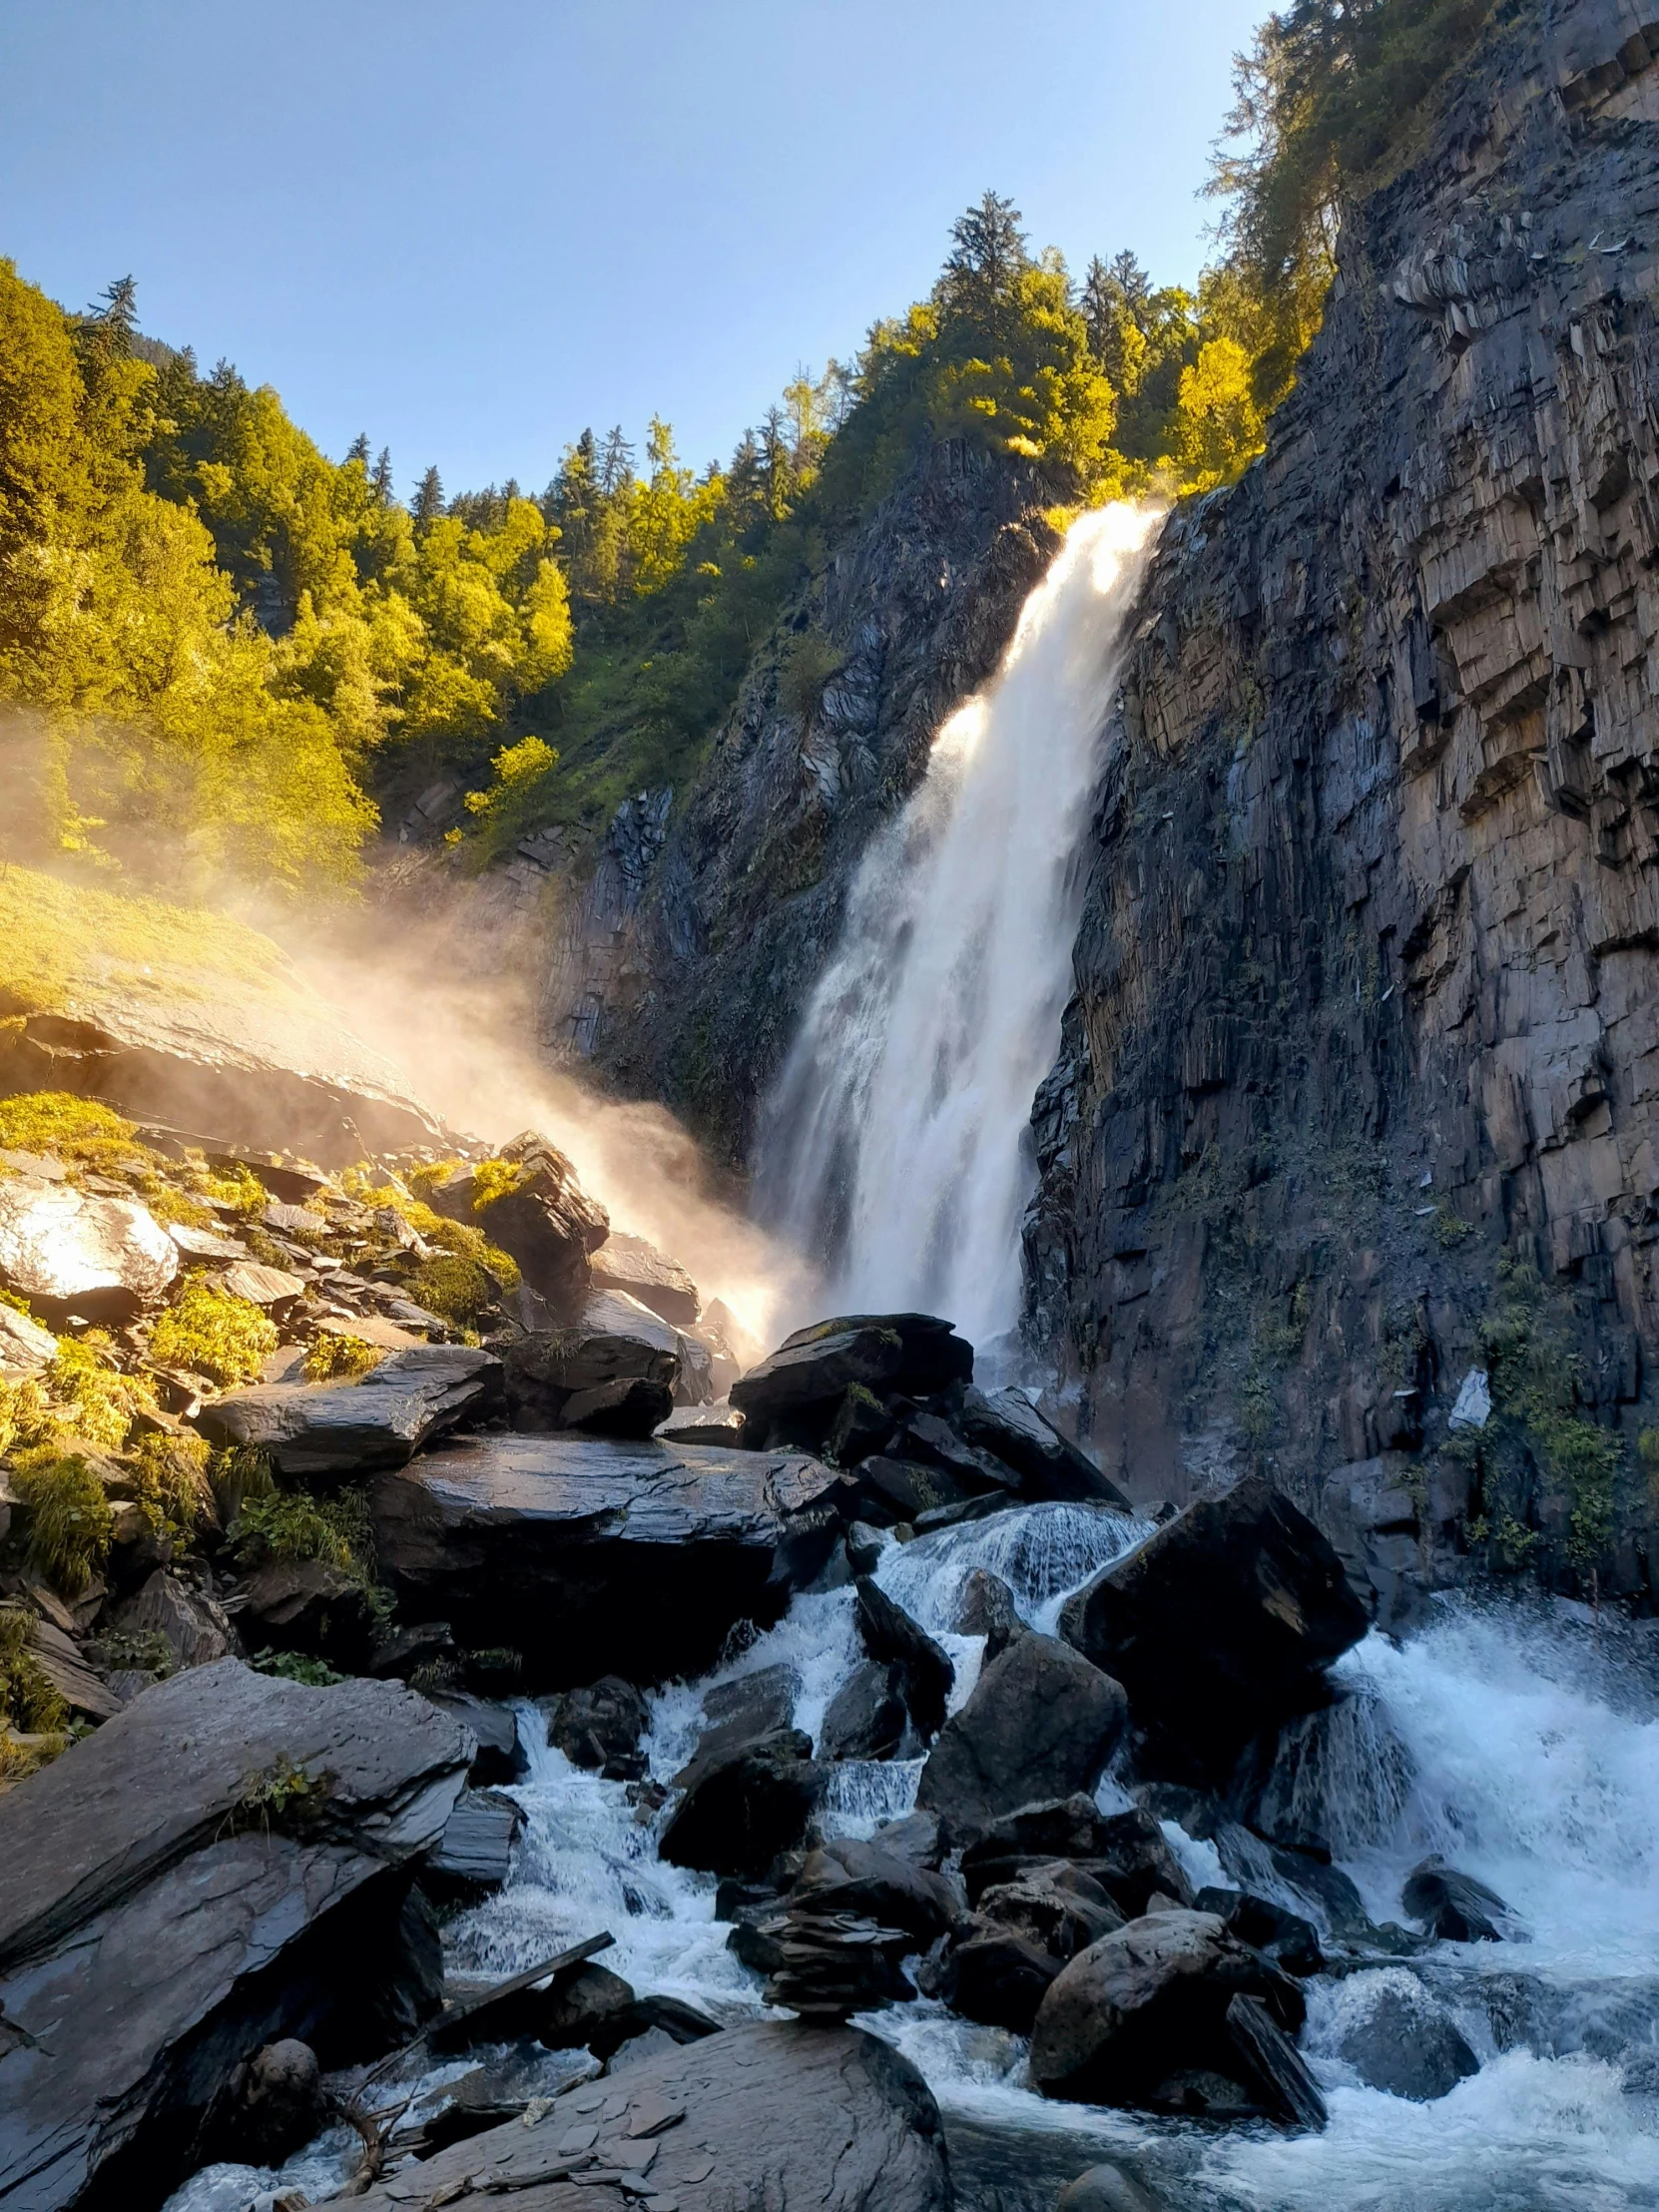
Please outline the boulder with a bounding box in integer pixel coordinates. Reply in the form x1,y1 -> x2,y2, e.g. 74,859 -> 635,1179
1335,1974 -> 1481,2099
541,1674 -> 651,1780
976,1865 -> 1125,1959
670,1323 -> 718,1405
1402,1858 -> 1521,1942
0,1178 -> 177,1323
345,2018 -> 951,2212
467,1131 -> 609,1313
941,1926 -> 1064,2031
960,1801 -> 1193,1919
656,1396 -> 747,1445
1058,2164 -> 1167,2212
197,1346 -> 503,1477
0,1300 -> 56,1376
371,1432 -> 851,1686
856,1452 -> 979,1521
558,1375 -> 675,1436
915,1635 -> 1127,1841
660,1726 -> 820,1878
1194,1888 -> 1324,1976
503,1289 -> 682,1426
821,1658 -> 908,1760
427,1692 -> 525,1785
106,1566 -> 236,1670
426,1788 -> 525,1892
826,1383 -> 897,1465
237,1555 -> 377,1672
732,1313 -> 972,1445
854,1576 -> 953,1740
1028,1909 -> 1307,2111
1058,1473 -> 1370,1777
1225,1991 -> 1329,2129
894,1409 -> 1020,1492
958,1385 -> 1131,1505
699,1660 -> 799,1742
790,1837 -> 962,1943
0,1661 -> 468,2212
215,2037 -> 325,2167
589,1230 -> 701,1326
954,1565 -> 1024,1658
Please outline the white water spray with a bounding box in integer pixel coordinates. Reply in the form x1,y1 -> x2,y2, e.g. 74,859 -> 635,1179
759,503 -> 1161,1346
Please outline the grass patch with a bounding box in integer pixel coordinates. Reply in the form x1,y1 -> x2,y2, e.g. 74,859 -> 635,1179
0,864 -> 295,1024
10,1449 -> 114,1594
0,1092 -> 141,1169
209,1443 -> 276,1521
149,1277 -> 277,1387
132,1430 -> 214,1544
0,1607 -> 69,1734
0,1334 -> 158,1456
303,1335 -> 385,1382
228,1490 -> 355,1572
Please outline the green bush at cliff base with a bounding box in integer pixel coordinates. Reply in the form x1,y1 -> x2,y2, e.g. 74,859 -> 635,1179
10,1448 -> 114,1595
227,1490 -> 354,1573
149,1276 -> 277,1387
0,1606 -> 69,1735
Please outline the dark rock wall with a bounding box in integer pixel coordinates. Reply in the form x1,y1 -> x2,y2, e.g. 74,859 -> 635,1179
1026,0 -> 1659,1599
562,441 -> 1061,1164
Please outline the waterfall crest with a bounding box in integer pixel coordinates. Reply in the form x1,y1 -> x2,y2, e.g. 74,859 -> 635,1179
758,501 -> 1161,1348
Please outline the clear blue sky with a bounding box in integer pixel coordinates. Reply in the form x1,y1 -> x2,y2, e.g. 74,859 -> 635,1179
1,0 -> 1268,500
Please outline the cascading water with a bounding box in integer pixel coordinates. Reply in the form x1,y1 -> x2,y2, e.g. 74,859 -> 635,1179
758,502 -> 1162,1350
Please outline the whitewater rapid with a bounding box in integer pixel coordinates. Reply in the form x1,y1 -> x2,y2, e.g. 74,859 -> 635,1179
758,502 -> 1162,1353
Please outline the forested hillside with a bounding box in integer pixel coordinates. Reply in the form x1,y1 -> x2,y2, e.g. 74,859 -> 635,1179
0,0 -> 1491,903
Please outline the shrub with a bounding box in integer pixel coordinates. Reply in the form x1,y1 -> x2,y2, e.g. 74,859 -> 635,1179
406,1253 -> 494,1328
149,1277 -> 278,1386
302,1334 -> 384,1382
251,1647 -> 344,1686
0,1606 -> 69,1733
37,1334 -> 158,1451
131,1430 -> 213,1544
11,1449 -> 114,1594
468,1158 -> 529,1214
227,1490 -> 354,1572
209,1443 -> 276,1521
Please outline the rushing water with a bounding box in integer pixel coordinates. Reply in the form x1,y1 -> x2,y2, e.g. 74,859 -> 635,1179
757,503 -> 1162,1352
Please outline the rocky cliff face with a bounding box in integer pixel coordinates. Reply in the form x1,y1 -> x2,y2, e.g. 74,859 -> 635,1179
1026,0 -> 1659,1603
546,442 -> 1060,1164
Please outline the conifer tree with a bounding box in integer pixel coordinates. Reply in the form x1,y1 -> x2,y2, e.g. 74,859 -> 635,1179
412,464 -> 444,524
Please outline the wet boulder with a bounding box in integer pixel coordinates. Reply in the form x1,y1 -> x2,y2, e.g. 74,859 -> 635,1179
0,1176 -> 178,1323
0,1660 -> 469,2212
826,1382 -> 897,1465
959,1799 -> 1193,1919
699,1659 -> 800,1742
558,1374 -> 675,1436
854,1575 -> 953,1740
1194,1888 -> 1324,1976
976,1864 -> 1125,1958
954,1565 -> 1024,1658
503,1288 -> 682,1428
541,1673 -> 651,1779
1028,1909 -> 1307,2112
1402,1858 -> 1521,1942
426,1691 -> 525,1785
915,1637 -> 1128,1842
237,1555 -> 378,1672
656,1395 -> 747,1445
453,1131 -> 609,1315
821,1658 -> 908,1759
427,1788 -> 525,1894
370,1433 -> 849,1687
856,1451 -> 981,1521
215,2037 -> 326,2167
1058,1473 -> 1370,1778
1335,1972 -> 1481,2099
732,1313 -> 972,1447
791,1836 -> 962,1943
1058,2164 -> 1167,2212
939,1925 -> 1065,2031
959,1385 -> 1132,1506
344,2017 -> 951,2212
590,1229 -> 701,1327
197,1346 -> 503,1477
660,1725 -> 821,1878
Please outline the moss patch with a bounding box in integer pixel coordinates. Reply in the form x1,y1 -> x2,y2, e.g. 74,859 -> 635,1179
149,1277 -> 277,1387
10,1449 -> 114,1594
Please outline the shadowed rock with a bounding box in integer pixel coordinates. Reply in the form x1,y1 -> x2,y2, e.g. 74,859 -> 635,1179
1402,1857 -> 1522,1941
916,1636 -> 1127,1841
854,1576 -> 953,1740
467,1131 -> 609,1314
503,1290 -> 682,1428
660,1727 -> 821,1877
1058,1474 -> 1369,1778
732,1313 -> 972,1447
343,2017 -> 951,2212
371,1432 -> 851,1686
959,1386 -> 1131,1506
0,1660 -> 469,2212
197,1346 -> 503,1477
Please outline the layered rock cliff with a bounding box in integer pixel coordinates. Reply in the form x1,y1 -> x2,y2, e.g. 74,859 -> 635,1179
544,442 -> 1060,1165
1026,0 -> 1659,1601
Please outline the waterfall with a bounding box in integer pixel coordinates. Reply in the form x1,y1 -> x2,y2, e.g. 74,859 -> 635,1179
758,503 -> 1161,1349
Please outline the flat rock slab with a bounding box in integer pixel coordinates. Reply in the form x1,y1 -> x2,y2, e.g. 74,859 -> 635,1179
0,1302 -> 57,1376
197,1347 -> 503,1476
371,1433 -> 851,1685
0,1661 -> 468,2211
348,2018 -> 950,2212
0,1179 -> 177,1323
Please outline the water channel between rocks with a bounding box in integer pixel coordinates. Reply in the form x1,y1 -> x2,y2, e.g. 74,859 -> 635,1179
411,1505 -> 1659,2212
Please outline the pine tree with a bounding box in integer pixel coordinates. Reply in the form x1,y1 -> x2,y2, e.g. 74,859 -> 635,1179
344,431 -> 371,467
598,424 -> 634,497
944,192 -> 1028,301
412,465 -> 444,524
371,447 -> 394,503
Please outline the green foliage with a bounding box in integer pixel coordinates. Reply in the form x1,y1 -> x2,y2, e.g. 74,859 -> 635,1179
11,1448 -> 114,1594
1209,0 -> 1495,406
251,1646 -> 344,1686
0,1606 -> 69,1734
131,1429 -> 213,1543
457,734 -> 561,864
0,1090 -> 137,1166
302,1334 -> 385,1382
149,1276 -> 277,1386
1480,1258 -> 1624,1573
227,1489 -> 354,1572
777,629 -> 842,722
467,1157 -> 530,1212
0,1333 -> 158,1455
232,1750 -> 327,1831
209,1442 -> 275,1520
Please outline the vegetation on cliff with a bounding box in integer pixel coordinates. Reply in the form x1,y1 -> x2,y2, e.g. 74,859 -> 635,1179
0,0 -> 1495,891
